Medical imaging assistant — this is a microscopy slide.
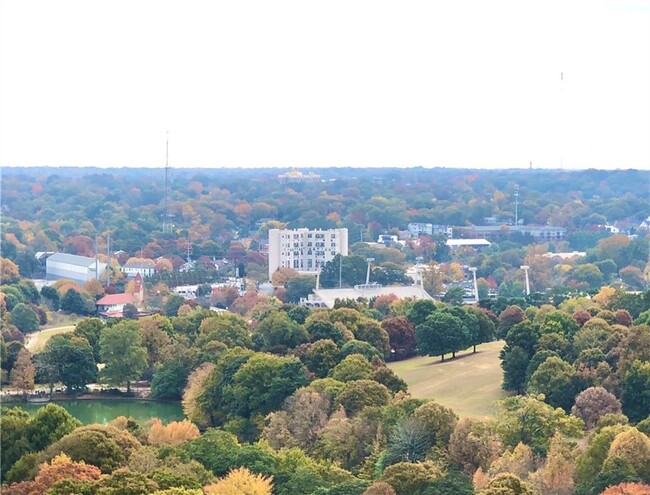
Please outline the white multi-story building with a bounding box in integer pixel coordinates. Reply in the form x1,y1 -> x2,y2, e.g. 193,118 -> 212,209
268,228 -> 348,280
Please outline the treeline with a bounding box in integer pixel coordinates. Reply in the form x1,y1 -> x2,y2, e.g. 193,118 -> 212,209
3,285 -> 650,494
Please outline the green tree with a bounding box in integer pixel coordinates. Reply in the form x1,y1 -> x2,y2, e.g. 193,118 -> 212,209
10,303 -> 39,332
305,339 -> 340,378
527,356 -> 578,411
254,311 -> 309,353
501,346 -> 530,394
406,299 -> 437,327
478,473 -> 533,495
495,395 -> 584,454
151,360 -> 188,400
39,335 -> 97,393
286,276 -> 316,303
621,360 -> 650,423
415,312 -> 467,361
442,285 -> 465,306
99,321 -> 147,393
307,320 -> 345,346
61,288 -> 89,315
197,314 -> 253,349
26,403 -> 82,452
330,354 -> 373,382
163,294 -> 185,317
122,303 -> 139,319
41,285 -> 60,310
224,353 -> 310,420
73,318 -> 105,362
336,380 -> 391,415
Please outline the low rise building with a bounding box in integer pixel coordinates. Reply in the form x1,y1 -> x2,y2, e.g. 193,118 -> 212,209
46,253 -> 107,284
121,261 -> 155,278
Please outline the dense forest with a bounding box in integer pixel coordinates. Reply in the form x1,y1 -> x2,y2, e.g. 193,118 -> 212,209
2,287 -> 650,495
1,166 -> 649,495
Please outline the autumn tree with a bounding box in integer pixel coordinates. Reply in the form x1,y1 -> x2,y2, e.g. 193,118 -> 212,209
5,453 -> 102,495
39,424 -> 142,473
10,347 -> 34,395
572,387 -> 623,429
381,317 -> 416,358
449,417 -> 502,473
204,467 -> 273,495
262,388 -> 331,452
147,419 -> 200,446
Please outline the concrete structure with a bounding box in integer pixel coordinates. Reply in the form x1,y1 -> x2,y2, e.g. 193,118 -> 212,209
121,261 -> 155,278
407,223 -> 452,238
278,168 -> 321,183
446,238 -> 492,249
542,251 -> 586,260
302,284 -> 433,309
457,224 -> 566,241
268,228 -> 348,279
46,253 -> 107,284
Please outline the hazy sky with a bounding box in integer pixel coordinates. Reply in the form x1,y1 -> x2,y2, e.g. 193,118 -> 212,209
1,0 -> 648,169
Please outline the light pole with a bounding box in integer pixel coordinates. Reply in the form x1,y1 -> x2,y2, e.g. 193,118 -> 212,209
469,267 -> 478,302
520,265 -> 530,295
415,256 -> 424,286
366,258 -> 375,285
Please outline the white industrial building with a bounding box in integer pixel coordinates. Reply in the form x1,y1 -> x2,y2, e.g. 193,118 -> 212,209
46,253 -> 107,284
268,228 -> 348,280
301,284 -> 433,309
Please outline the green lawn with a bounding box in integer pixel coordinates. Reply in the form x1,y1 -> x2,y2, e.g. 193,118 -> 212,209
388,340 -> 509,418
25,325 -> 76,353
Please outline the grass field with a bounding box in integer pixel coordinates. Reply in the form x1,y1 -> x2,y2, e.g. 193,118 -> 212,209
25,325 -> 75,353
388,340 -> 509,418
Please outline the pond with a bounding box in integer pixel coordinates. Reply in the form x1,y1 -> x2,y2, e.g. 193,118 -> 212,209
4,399 -> 185,425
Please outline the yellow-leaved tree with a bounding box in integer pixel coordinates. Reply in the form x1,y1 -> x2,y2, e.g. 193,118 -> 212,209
147,419 -> 200,446
204,467 -> 273,495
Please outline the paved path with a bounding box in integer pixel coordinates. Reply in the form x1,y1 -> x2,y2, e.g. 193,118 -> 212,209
25,325 -> 75,353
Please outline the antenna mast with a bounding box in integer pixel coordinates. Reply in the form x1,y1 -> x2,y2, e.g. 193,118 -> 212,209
162,132 -> 173,234
514,185 -> 519,226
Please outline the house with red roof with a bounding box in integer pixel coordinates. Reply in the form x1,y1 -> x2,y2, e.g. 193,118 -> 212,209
96,293 -> 134,314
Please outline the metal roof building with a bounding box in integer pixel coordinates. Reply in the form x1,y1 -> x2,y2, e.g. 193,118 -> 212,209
46,252 -> 107,284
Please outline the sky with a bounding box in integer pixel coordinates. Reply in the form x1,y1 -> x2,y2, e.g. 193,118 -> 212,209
0,0 -> 649,170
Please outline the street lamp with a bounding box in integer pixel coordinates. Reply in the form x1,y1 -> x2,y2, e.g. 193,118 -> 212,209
520,265 -> 530,295
469,267 -> 478,302
366,258 -> 375,285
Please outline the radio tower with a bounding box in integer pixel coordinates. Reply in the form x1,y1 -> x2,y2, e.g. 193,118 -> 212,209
514,185 -> 519,226
162,133 -> 174,234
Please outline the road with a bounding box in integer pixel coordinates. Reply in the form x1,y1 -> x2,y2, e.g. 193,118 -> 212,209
25,325 -> 76,353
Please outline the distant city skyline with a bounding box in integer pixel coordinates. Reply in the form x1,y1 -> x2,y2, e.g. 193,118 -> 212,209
1,0 -> 648,170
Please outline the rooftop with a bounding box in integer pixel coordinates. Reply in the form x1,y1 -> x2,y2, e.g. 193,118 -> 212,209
313,284 -> 432,308
47,252 -> 107,269
96,293 -> 134,305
